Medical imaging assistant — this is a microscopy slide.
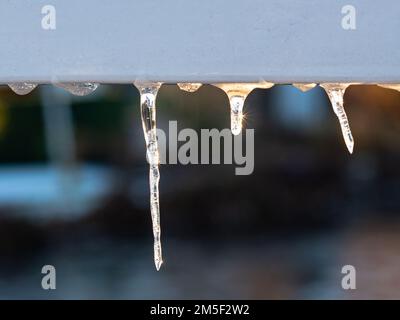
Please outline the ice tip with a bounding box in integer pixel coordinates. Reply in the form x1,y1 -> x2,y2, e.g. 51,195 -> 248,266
347,142 -> 354,154
232,127 -> 242,135
155,259 -> 163,271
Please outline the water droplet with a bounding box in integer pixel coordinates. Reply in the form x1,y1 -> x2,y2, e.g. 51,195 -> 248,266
177,83 -> 202,92
133,81 -> 163,271
293,83 -> 317,92
213,82 -> 274,135
377,84 -> 400,92
8,83 -> 37,95
320,83 -> 354,154
55,83 -> 99,96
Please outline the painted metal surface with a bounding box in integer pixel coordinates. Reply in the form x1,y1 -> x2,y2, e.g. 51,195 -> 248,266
0,0 -> 399,83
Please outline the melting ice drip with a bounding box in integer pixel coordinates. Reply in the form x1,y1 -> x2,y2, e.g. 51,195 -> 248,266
8,83 -> 37,95
177,83 -> 202,93
320,83 -> 354,154
213,82 -> 274,135
55,83 -> 99,96
134,81 -> 163,271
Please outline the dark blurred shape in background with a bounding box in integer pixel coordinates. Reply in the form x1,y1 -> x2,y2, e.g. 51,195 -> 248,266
0,83 -> 399,299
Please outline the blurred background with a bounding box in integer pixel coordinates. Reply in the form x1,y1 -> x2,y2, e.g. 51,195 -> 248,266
0,83 -> 399,299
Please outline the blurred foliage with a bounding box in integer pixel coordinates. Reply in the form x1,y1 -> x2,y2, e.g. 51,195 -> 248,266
0,92 -> 45,163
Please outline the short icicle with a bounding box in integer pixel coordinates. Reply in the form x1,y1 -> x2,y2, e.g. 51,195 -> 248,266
177,83 -> 202,93
293,83 -> 317,92
213,82 -> 274,135
8,83 -> 37,95
377,84 -> 400,92
134,81 -> 163,271
54,83 -> 99,96
320,83 -> 354,154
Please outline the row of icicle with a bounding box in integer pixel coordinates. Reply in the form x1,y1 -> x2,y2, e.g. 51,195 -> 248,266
5,81 -> 400,270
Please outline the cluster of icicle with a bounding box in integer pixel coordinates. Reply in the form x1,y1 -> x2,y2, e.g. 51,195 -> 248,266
6,81 -> 400,270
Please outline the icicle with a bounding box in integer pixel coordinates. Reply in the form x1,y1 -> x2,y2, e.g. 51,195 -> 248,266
133,81 -> 163,271
177,83 -> 202,93
377,84 -> 400,92
293,83 -> 317,92
213,82 -> 274,135
55,82 -> 99,96
320,83 -> 354,154
8,83 -> 37,95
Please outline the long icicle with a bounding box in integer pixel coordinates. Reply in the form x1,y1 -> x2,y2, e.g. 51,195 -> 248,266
320,83 -> 354,154
134,81 -> 163,270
